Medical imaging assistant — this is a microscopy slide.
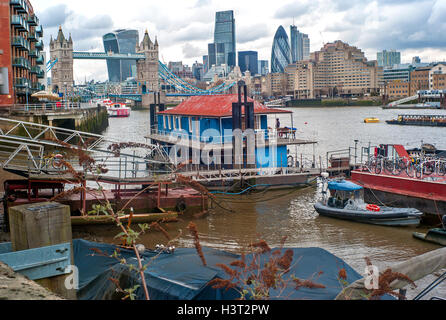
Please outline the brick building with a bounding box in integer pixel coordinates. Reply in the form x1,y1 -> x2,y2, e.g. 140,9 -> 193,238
0,0 -> 45,106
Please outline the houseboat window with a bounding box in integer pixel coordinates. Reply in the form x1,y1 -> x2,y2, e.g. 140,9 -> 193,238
255,116 -> 261,130
173,116 -> 177,130
189,117 -> 193,133
163,115 -> 167,129
178,117 -> 182,130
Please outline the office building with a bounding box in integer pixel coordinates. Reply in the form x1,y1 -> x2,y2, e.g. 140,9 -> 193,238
290,41 -> 382,98
192,62 -> 204,81
377,50 -> 401,67
1,0 -> 45,105
271,26 -> 291,73
290,25 -> 310,62
258,60 -> 269,76
207,10 -> 236,71
103,29 -> 139,82
238,51 -> 258,75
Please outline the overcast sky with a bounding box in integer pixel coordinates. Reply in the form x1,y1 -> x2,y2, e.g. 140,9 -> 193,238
35,0 -> 446,83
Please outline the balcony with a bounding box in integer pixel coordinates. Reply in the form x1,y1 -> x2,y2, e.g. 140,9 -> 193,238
37,69 -> 45,79
36,54 -> 44,65
11,36 -> 30,52
29,49 -> 39,58
11,15 -> 29,32
36,25 -> 43,37
10,0 -> 29,14
27,14 -> 39,26
12,57 -> 30,70
14,78 -> 31,89
28,32 -> 37,42
35,40 -> 43,50
31,82 -> 45,92
30,65 -> 39,74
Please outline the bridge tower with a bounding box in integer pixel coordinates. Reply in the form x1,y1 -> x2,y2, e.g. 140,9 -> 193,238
136,30 -> 159,96
49,26 -> 74,96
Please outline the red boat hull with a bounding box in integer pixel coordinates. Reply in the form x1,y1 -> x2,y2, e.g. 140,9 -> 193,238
351,170 -> 446,221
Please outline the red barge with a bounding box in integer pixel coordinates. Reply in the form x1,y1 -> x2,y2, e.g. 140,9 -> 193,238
349,144 -> 446,224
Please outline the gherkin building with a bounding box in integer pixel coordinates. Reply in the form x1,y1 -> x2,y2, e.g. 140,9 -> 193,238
271,26 -> 291,73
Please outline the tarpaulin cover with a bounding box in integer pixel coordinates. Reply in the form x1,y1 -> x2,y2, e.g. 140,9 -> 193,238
73,239 -> 363,300
328,180 -> 363,192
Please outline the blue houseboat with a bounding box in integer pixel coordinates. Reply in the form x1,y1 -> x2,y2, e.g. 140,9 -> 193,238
146,92 -> 319,191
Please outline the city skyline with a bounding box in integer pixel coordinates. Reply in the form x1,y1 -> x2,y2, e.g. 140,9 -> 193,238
35,0 -> 446,83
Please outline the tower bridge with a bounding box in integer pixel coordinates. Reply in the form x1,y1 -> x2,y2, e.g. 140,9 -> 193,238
50,27 -> 236,101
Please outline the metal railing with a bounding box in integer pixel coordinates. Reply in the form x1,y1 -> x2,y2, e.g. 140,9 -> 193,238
8,102 -> 83,113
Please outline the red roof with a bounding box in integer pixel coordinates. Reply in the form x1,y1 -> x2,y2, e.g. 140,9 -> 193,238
158,94 -> 291,117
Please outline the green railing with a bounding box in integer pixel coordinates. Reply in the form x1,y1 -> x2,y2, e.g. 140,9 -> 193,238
29,49 -> 39,58
27,14 -> 39,26
12,57 -> 30,69
10,0 -> 29,14
36,25 -> 43,37
10,15 -> 29,32
14,78 -> 31,88
36,54 -> 44,65
35,40 -> 43,50
11,36 -> 30,51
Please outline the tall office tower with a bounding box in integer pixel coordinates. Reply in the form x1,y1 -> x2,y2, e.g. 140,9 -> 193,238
271,26 -> 291,73
377,49 -> 401,67
238,51 -> 258,75
103,29 -> 139,82
208,10 -> 236,70
258,60 -> 269,75
302,34 -> 310,60
290,25 -> 310,62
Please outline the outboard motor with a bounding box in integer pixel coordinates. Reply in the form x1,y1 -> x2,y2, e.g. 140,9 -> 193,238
320,172 -> 330,204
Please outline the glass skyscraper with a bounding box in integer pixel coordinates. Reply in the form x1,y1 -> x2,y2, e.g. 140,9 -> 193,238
208,10 -> 236,70
238,51 -> 258,75
103,29 -> 139,82
290,25 -> 310,63
377,50 -> 401,67
258,60 -> 269,75
271,26 -> 291,73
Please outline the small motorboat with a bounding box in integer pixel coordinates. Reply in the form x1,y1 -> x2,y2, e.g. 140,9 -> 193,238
314,175 -> 423,227
413,229 -> 446,246
364,117 -> 380,123
107,103 -> 131,118
413,216 -> 446,246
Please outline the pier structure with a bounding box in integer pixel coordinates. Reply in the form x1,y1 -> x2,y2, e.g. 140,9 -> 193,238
0,117 -> 209,226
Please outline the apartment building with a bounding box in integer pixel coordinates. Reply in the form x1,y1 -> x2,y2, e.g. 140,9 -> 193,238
0,0 -> 45,105
284,41 -> 382,99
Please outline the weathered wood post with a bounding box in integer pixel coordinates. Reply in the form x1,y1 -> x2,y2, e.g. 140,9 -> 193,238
8,202 -> 76,299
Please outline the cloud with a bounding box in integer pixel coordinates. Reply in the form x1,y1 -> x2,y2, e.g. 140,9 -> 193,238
37,4 -> 73,28
182,43 -> 206,59
274,0 -> 316,19
237,24 -> 271,44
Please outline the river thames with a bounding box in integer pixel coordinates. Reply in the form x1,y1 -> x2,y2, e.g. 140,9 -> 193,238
75,106 -> 446,299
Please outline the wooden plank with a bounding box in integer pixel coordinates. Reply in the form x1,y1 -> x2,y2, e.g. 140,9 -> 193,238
8,202 -> 75,299
70,212 -> 178,226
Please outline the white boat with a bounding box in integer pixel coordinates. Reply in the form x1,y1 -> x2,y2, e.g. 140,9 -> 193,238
107,103 -> 130,118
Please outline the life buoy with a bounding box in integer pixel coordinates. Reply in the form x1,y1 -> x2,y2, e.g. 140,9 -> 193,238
52,154 -> 64,169
366,204 -> 381,212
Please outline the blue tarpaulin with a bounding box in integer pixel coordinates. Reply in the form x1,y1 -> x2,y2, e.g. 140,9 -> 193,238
328,180 -> 363,192
73,239 -> 363,300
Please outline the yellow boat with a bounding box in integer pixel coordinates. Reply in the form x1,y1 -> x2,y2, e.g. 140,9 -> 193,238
364,117 -> 380,123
